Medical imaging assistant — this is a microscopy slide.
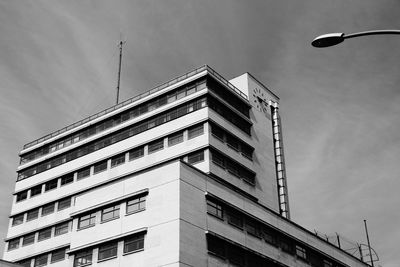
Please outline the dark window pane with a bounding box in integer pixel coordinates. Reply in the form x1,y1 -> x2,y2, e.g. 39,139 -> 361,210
187,151 -> 204,164
124,234 -> 145,253
60,174 -> 74,185
93,160 -> 108,174
45,179 -> 58,191
78,213 -> 96,229
227,211 -> 243,229
38,228 -> 52,241
111,154 -> 125,168
188,124 -> 204,139
74,250 -> 92,267
55,222 -> 69,236
22,233 -> 35,246
98,242 -> 118,260
77,167 -> 90,180
16,190 -> 28,202
148,139 -> 164,154
34,254 -> 48,267
101,205 -> 120,221
129,147 -> 144,160
168,132 -> 183,146
30,185 -> 42,197
126,196 -> 146,214
206,199 -> 223,219
8,238 -> 20,250
58,198 -> 71,211
27,209 -> 39,221
42,203 -> 55,216
12,214 -> 24,226
51,248 -> 66,263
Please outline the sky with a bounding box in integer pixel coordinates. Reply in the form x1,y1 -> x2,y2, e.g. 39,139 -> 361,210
0,0 -> 399,266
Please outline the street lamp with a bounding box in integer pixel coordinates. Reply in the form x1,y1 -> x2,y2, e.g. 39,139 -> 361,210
311,30 -> 400,47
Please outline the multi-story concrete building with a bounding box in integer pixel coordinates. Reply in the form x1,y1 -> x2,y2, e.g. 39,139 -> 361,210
3,66 -> 369,267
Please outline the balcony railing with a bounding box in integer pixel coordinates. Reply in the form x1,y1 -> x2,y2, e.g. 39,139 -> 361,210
22,65 -> 248,150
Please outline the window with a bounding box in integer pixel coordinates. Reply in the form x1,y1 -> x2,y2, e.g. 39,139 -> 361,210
246,220 -> 261,238
78,213 -> 96,229
207,235 -> 226,258
58,198 -> 71,211
51,248 -> 66,263
229,245 -> 245,266
211,151 -> 225,168
187,151 -> 204,164
126,195 -> 146,214
17,259 -> 31,267
241,145 -> 253,160
129,147 -> 144,160
168,132 -> 183,146
280,237 -> 294,254
206,199 -> 223,219
41,203 -> 55,216
111,154 -> 125,168
226,161 -> 240,177
263,228 -> 278,246
101,204 -> 120,222
34,254 -> 48,267
12,214 -> 24,226
38,228 -> 52,241
98,242 -> 118,260
16,190 -> 28,202
77,167 -> 90,180
74,249 -> 92,267
227,210 -> 243,229
22,233 -> 35,246
226,135 -> 239,151
188,124 -> 204,139
45,179 -> 58,192
211,125 -> 224,141
30,185 -> 42,197
124,234 -> 145,254
8,238 -> 19,250
60,174 -> 74,185
323,259 -> 333,267
296,245 -> 307,260
55,222 -> 69,236
93,160 -> 107,174
27,209 -> 39,221
148,139 -> 164,154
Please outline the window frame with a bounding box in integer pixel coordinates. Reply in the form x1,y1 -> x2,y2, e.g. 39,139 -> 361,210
30,185 -> 43,197
93,160 -> 108,174
129,147 -> 144,161
12,214 -> 24,226
38,228 -> 52,242
22,233 -> 36,246
168,131 -> 184,147
44,179 -> 58,192
188,124 -> 204,139
58,198 -> 71,211
77,167 -> 90,180
148,139 -> 164,154
55,222 -> 69,236
16,190 -> 28,202
123,234 -> 145,254
98,242 -> 118,261
74,249 -> 93,267
51,248 -> 66,263
206,199 -> 223,219
126,195 -> 146,214
78,213 -> 96,230
41,203 -> 55,216
60,174 -> 74,186
111,154 -> 126,168
101,204 -> 120,222
26,208 -> 39,221
34,254 -> 48,267
187,150 -> 205,164
8,238 -> 20,251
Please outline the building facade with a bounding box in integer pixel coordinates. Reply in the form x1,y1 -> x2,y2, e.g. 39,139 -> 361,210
3,66 -> 369,267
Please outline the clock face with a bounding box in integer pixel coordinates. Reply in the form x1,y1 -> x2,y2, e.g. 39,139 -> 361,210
252,87 -> 268,113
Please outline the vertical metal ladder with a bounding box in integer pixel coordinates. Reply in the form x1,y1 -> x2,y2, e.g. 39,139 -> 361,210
270,101 -> 291,219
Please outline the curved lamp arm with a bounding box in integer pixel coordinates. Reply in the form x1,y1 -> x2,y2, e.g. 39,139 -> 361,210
312,30 -> 400,47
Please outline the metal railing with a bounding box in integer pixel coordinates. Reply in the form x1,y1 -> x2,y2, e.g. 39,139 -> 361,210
22,65 -> 248,150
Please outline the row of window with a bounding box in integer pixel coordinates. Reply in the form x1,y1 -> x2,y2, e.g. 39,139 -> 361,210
206,198 -> 340,267
12,198 -> 71,226
16,123 -> 204,204
17,247 -> 68,267
77,193 -> 146,230
210,123 -> 253,160
73,232 -> 145,267
20,79 -> 207,164
18,97 -> 208,181
208,95 -> 252,135
8,221 -> 70,251
210,149 -> 255,185
207,77 -> 251,118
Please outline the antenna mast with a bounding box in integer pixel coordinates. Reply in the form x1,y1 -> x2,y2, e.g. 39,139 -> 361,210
116,40 -> 125,104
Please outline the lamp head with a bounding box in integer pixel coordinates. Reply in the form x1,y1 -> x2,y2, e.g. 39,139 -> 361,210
311,33 -> 345,47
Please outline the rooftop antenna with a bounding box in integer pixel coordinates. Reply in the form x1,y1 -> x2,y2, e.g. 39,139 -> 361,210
364,219 -> 374,266
116,37 -> 126,104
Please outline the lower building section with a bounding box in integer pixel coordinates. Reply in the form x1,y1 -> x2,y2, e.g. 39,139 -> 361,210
5,160 -> 368,267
